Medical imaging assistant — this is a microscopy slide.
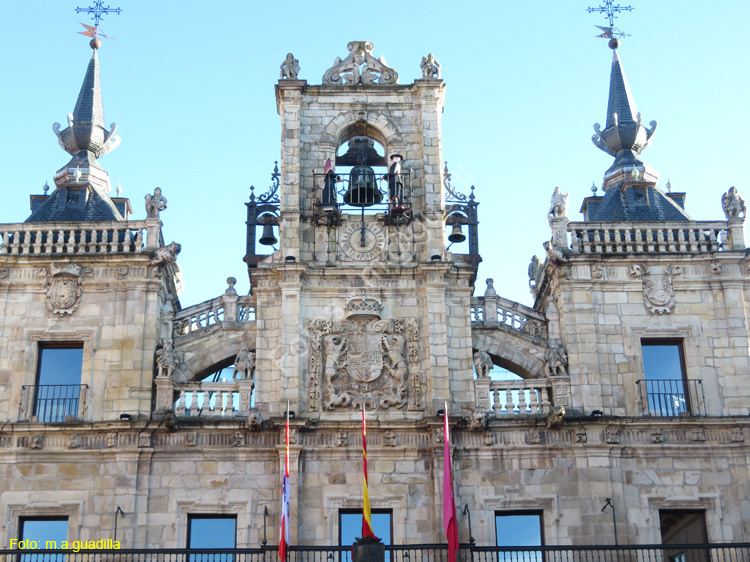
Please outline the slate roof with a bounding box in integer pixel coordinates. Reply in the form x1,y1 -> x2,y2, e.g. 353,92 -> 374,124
587,183 -> 692,222
25,187 -> 124,223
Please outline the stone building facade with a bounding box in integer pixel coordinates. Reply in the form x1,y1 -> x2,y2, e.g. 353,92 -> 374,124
0,39 -> 748,551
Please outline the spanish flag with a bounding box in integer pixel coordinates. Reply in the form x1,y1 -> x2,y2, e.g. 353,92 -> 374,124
279,408 -> 290,559
361,406 -> 377,539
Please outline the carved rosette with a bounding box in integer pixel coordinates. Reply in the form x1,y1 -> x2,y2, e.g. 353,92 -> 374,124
46,264 -> 83,316
643,266 -> 676,314
307,316 -> 423,412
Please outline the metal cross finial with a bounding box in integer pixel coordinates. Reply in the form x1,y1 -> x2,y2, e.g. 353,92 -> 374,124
75,1 -> 122,28
587,0 -> 633,27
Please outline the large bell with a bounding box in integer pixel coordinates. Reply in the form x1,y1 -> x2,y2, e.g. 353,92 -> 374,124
344,164 -> 382,207
448,223 -> 466,244
258,222 -> 278,246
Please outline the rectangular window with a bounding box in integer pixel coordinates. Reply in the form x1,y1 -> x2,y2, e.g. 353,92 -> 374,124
641,340 -> 692,417
660,510 -> 708,562
495,511 -> 543,562
33,344 -> 84,422
188,515 -> 236,562
19,517 -> 68,562
339,509 -> 392,562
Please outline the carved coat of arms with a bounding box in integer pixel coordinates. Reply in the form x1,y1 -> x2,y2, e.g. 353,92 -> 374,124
46,264 -> 83,315
643,265 -> 676,314
307,305 -> 423,411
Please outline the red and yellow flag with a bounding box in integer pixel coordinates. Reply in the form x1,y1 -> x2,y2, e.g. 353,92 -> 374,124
361,406 -> 377,539
443,404 -> 459,562
279,408 -> 290,559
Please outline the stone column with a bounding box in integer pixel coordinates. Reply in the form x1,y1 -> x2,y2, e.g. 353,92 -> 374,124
549,216 -> 570,249
222,277 -> 239,328
279,264 -> 304,411
422,263 -> 451,409
728,218 -> 746,250
153,376 -> 174,414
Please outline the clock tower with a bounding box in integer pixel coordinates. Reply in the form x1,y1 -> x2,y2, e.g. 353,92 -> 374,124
245,41 -> 480,419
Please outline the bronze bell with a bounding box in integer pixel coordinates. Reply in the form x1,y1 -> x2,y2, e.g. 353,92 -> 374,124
344,164 -> 382,207
258,222 -> 278,246
448,223 -> 466,244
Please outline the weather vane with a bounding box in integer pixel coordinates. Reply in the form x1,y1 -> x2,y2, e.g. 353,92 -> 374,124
587,0 -> 633,39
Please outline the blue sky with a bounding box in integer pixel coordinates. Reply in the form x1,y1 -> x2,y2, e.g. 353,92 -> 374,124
1,1 -> 747,307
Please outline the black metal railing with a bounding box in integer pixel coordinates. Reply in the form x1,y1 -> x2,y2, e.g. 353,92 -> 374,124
637,379 -> 706,417
0,544 -> 747,562
18,384 -> 88,423
312,171 -> 413,215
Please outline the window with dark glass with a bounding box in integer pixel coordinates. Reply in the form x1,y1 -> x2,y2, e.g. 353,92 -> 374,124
18,517 -> 68,562
640,340 -> 695,417
660,510 -> 708,562
495,511 -> 543,562
188,515 -> 236,562
32,344 -> 84,422
339,509 -> 392,562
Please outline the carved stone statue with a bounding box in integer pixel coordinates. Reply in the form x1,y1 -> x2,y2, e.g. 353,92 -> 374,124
722,186 -> 746,219
151,242 -> 182,267
484,278 -> 497,297
156,341 -> 178,379
548,187 -> 569,219
323,335 -> 350,410
233,347 -> 256,381
473,350 -> 492,378
528,255 -> 542,290
280,53 -> 300,80
420,53 -> 441,79
544,343 -> 568,376
145,187 -> 167,219
381,334 -> 407,408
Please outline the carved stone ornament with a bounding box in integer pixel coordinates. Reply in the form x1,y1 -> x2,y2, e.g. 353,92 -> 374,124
576,429 -> 587,443
138,433 -> 152,448
651,429 -> 663,443
30,435 -> 44,449
473,350 -> 492,378
384,430 -> 396,447
0,267 -> 9,280
643,266 -> 676,315
469,408 -> 489,431
692,427 -> 706,442
420,53 -> 441,79
591,264 -> 603,279
322,41 -> 398,85
545,405 -> 565,429
185,432 -> 197,447
308,317 -> 423,412
731,427 -> 744,442
722,186 -> 746,220
606,427 -> 620,444
151,242 -> 181,267
233,431 -> 246,447
337,431 -> 348,447
46,263 -> 83,316
483,431 -> 493,446
280,53 -> 300,80
107,432 -> 118,448
69,434 -> 82,448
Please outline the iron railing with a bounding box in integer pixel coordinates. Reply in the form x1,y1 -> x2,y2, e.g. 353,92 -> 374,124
0,544 -> 747,562
637,379 -> 706,417
18,384 -> 88,423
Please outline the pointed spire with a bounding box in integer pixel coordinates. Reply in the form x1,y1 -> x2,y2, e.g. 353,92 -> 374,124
53,43 -> 120,166
591,41 -> 658,191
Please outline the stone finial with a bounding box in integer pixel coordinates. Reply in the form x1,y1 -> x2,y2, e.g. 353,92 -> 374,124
280,53 -> 300,80
322,41 -> 398,85
484,278 -> 497,297
722,187 -> 746,220
548,187 -> 569,220
420,53 -> 441,79
225,277 -> 238,296
145,187 -> 167,219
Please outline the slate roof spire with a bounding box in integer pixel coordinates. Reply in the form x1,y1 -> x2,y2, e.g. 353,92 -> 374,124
582,39 -> 691,223
591,39 -> 658,192
27,39 -> 125,223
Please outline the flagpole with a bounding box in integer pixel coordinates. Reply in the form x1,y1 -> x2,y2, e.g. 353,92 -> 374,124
443,401 -> 459,562
279,401 -> 290,560
361,403 -> 377,540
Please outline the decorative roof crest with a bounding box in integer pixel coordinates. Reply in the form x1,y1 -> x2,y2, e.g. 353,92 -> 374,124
345,293 -> 384,319
322,41 -> 398,86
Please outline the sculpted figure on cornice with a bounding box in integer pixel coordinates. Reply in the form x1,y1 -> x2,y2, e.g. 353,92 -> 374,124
308,316 -> 422,411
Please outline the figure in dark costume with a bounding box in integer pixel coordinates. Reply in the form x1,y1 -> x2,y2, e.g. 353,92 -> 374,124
321,158 -> 341,211
383,154 -> 404,212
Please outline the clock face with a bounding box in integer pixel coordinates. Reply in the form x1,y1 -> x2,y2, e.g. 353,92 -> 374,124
339,222 -> 386,261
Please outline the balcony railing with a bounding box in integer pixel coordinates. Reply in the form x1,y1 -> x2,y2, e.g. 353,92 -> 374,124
637,379 -> 706,417
18,384 -> 88,422
0,543 -> 746,562
490,379 -> 552,415
174,381 -> 241,417
0,220 -> 159,255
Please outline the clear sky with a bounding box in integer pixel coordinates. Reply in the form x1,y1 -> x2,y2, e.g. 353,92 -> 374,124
1,1 -> 747,307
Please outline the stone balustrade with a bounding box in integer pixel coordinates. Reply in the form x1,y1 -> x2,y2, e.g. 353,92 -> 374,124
470,296 -> 547,340
173,295 -> 256,338
0,220 -> 162,255
489,379 -> 552,415
174,381 -> 243,417
567,221 -> 742,254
